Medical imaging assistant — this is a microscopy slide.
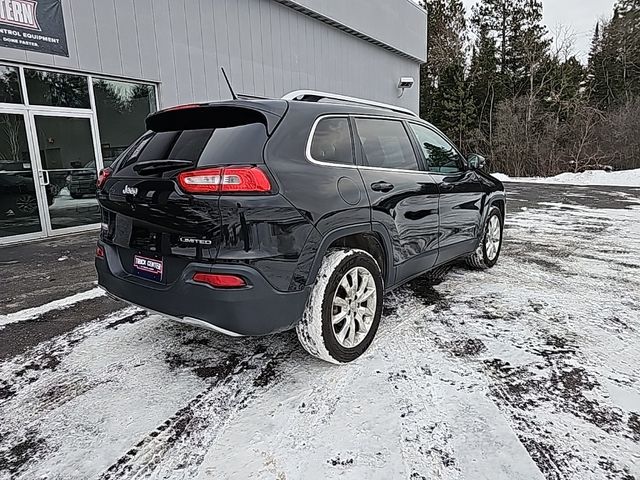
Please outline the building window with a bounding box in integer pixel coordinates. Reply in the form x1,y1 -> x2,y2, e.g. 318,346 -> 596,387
93,79 -> 157,164
0,65 -> 23,104
24,69 -> 90,109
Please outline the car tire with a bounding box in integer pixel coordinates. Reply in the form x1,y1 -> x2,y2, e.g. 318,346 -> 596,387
466,206 -> 503,270
296,248 -> 384,364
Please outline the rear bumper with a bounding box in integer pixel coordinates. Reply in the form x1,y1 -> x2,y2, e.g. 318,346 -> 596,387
96,242 -> 310,336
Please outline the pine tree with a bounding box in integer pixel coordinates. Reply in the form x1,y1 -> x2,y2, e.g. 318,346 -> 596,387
588,22 -> 601,68
471,0 -> 549,97
468,25 -> 499,155
440,63 -> 476,148
419,0 -> 468,134
471,0 -> 511,75
588,0 -> 640,108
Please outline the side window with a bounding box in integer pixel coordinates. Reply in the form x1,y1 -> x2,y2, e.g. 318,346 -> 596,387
409,124 -> 464,173
355,118 -> 419,171
309,117 -> 354,165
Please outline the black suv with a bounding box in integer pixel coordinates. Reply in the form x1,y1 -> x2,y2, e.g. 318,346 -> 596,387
96,93 -> 505,364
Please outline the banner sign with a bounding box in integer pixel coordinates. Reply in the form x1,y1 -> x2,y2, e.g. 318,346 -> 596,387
0,0 -> 69,56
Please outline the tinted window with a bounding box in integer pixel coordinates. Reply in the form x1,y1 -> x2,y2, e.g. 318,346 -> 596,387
309,117 -> 353,165
25,69 -> 90,108
409,124 -> 464,173
355,118 -> 419,171
0,65 -> 22,104
115,123 -> 268,175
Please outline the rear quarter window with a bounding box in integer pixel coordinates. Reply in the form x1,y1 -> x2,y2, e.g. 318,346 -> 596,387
309,117 -> 353,165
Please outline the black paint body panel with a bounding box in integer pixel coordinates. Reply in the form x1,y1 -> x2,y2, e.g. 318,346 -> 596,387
96,99 -> 506,336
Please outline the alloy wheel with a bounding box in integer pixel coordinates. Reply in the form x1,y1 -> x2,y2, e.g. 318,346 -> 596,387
486,215 -> 501,261
331,266 -> 377,348
15,194 -> 38,215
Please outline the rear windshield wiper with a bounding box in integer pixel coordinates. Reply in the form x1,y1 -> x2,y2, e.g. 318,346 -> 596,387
133,160 -> 194,175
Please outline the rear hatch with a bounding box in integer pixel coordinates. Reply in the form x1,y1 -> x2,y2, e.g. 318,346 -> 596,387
98,100 -> 287,283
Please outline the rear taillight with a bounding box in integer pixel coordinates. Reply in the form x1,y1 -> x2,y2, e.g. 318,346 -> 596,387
97,168 -> 112,189
96,245 -> 105,258
193,273 -> 246,288
177,167 -> 271,194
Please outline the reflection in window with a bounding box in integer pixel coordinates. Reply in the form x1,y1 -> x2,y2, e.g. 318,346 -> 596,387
93,79 -> 157,164
0,113 -> 43,237
355,118 -> 419,171
310,117 -> 353,164
25,69 -> 90,108
0,65 -> 23,104
33,115 -> 99,229
409,124 -> 463,173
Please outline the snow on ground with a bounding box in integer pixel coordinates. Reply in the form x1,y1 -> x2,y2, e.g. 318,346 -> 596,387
0,188 -> 639,479
493,168 -> 640,187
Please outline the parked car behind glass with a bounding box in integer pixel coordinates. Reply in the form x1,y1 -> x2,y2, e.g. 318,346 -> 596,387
0,171 -> 54,217
67,159 -> 114,199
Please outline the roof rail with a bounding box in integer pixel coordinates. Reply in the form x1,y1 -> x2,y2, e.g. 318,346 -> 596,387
282,90 -> 418,117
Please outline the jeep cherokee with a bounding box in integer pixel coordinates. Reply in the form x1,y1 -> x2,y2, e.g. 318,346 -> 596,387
95,91 -> 505,364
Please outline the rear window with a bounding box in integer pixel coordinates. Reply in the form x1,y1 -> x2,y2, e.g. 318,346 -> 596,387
113,120 -> 268,175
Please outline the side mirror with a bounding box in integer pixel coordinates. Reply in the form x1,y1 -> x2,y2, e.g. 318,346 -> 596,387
467,154 -> 486,171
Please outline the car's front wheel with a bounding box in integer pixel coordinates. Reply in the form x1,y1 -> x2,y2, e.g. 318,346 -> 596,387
13,193 -> 39,216
466,206 -> 503,269
296,249 -> 383,364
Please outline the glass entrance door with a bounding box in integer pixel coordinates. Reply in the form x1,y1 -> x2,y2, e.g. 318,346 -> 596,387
29,112 -> 103,233
0,109 -> 46,240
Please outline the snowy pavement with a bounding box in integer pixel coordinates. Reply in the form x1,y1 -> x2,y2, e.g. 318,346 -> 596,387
1,183 -> 640,480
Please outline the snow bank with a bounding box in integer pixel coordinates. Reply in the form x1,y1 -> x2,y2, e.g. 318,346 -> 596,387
492,168 -> 640,187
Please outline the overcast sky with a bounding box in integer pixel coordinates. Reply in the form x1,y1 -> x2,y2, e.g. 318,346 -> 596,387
416,0 -> 617,61
538,0 -> 615,59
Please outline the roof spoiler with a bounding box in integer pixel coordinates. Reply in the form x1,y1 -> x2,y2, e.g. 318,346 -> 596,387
146,101 -> 287,134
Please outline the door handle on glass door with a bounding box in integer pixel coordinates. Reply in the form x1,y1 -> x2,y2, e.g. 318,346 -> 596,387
39,170 -> 50,186
371,181 -> 394,193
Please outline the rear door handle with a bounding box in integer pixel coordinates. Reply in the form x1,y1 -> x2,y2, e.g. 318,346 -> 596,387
371,181 -> 394,193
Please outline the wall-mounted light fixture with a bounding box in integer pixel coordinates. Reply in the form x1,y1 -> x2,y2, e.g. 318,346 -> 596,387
398,77 -> 415,98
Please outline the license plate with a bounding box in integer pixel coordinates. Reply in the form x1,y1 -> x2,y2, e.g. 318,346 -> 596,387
133,255 -> 163,282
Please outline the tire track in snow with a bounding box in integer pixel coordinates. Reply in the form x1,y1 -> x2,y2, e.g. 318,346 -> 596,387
100,295 -> 442,480
0,307 -> 146,479
421,204 -> 640,480
380,317 -> 460,480
0,307 -> 143,405
98,341 -> 296,480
